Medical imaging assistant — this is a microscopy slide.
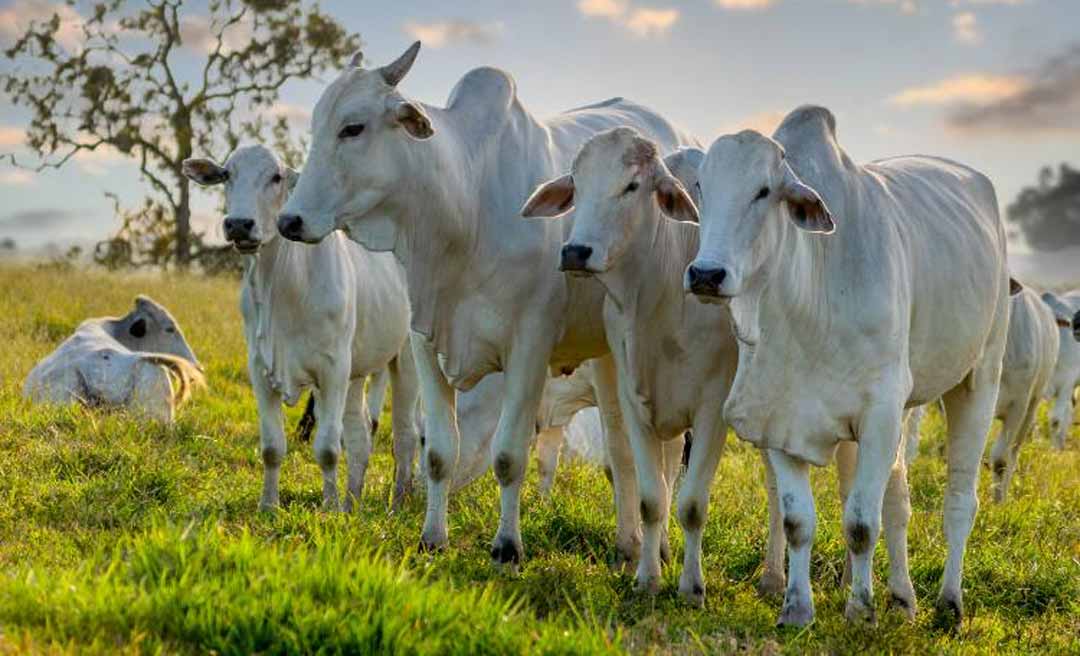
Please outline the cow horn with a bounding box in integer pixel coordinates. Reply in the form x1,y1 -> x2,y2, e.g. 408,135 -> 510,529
379,41 -> 421,87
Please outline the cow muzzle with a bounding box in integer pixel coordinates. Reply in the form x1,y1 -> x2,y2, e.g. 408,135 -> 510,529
224,217 -> 259,253
559,243 -> 594,274
277,213 -> 306,242
686,264 -> 729,299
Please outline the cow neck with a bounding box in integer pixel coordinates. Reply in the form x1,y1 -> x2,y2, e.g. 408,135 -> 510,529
600,206 -> 697,324
245,234 -> 309,383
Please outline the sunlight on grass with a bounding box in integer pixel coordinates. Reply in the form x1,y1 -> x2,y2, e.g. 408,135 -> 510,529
0,266 -> 1077,654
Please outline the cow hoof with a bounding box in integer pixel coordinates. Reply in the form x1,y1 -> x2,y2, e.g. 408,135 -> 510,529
678,579 -> 706,608
419,526 -> 448,553
634,574 -> 661,596
844,594 -> 877,625
490,537 -> 523,568
342,496 -> 359,514
613,540 -> 641,572
757,570 -> 786,598
257,500 -> 279,514
887,590 -> 917,621
777,598 -> 815,628
934,593 -> 964,628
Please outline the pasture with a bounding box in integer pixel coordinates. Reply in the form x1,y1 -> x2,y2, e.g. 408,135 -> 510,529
0,265 -> 1077,654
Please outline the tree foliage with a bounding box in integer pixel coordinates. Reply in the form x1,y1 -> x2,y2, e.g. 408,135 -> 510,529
1,0 -> 359,269
1007,163 -> 1080,252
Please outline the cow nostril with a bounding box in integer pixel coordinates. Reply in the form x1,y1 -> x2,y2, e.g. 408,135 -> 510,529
560,244 -> 594,270
278,214 -> 304,239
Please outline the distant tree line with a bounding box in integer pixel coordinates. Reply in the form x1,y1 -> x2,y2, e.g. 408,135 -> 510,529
1007,163 -> 1080,252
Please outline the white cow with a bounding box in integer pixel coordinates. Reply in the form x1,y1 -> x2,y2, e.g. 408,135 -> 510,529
277,42 -> 698,565
1040,290 -> 1080,450
986,283 -> 1061,502
24,296 -> 203,423
182,145 -> 421,513
523,133 -> 737,605
687,106 -> 1009,626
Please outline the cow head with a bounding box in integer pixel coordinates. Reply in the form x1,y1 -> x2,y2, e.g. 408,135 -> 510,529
116,296 -> 200,366
687,130 -> 834,301
277,41 -> 433,245
522,128 -> 698,275
183,145 -> 298,255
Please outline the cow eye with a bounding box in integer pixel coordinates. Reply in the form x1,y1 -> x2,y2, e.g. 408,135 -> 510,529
338,123 -> 365,139
165,326 -> 176,334
623,181 -> 639,194
270,173 -> 282,185
754,186 -> 770,201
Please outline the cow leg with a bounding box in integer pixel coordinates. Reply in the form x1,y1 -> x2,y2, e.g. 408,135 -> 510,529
843,401 -> 903,625
411,332 -> 459,551
659,437 -> 683,565
489,336 -> 553,569
882,447 -> 916,619
252,375 -> 286,512
341,378 -> 372,513
768,448 -> 816,627
677,413 -> 726,607
990,398 -> 1037,503
758,449 -> 786,597
593,355 -> 641,568
1049,386 -> 1071,451
388,350 -> 421,512
365,367 -> 391,435
939,374 -> 1000,625
627,419 -> 666,594
536,427 -> 564,497
312,379 -> 349,512
835,440 -> 857,589
903,405 -> 925,467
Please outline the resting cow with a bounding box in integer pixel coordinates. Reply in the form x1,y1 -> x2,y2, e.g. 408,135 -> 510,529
277,42 -> 698,565
687,106 -> 1009,626
1041,290 -> 1080,450
183,145 -> 420,513
24,296 -> 203,423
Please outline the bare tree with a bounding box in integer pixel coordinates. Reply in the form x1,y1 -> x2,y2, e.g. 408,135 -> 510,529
1,0 -> 359,268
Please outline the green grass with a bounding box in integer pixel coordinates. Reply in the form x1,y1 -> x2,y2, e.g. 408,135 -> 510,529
0,265 -> 1077,654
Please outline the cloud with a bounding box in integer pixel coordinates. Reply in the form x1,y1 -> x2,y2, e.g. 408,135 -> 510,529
888,74 -> 1028,106
848,0 -> 918,14
624,9 -> 679,37
578,1 -> 679,38
947,44 -> 1080,134
0,0 -> 84,52
0,170 -> 35,186
0,126 -> 25,148
268,102 -> 312,125
713,0 -> 774,9
403,19 -> 504,48
0,208 -> 75,229
179,14 -> 253,55
952,12 -> 980,45
722,110 -> 786,135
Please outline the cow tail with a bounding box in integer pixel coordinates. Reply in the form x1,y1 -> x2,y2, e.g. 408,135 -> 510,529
295,392 -> 317,442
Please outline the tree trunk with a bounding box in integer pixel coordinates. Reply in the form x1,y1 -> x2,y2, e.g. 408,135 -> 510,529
176,177 -> 191,269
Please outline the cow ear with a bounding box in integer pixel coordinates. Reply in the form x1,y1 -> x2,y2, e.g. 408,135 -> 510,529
521,174 -> 575,218
392,100 -> 434,140
1009,277 -> 1023,295
285,167 -> 300,193
349,49 -> 364,68
655,173 -> 699,224
1042,292 -> 1074,328
182,158 -> 228,186
129,318 -> 147,339
781,163 -> 834,234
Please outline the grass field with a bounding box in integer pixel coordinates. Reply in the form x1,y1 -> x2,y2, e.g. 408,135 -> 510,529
0,265 -> 1077,654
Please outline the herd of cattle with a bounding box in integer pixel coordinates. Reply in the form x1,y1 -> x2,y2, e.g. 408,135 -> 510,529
21,41 -> 1080,628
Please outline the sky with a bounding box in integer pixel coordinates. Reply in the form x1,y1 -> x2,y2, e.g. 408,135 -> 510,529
0,0 -> 1078,253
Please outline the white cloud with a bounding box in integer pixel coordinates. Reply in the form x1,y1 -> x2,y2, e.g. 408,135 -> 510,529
722,110 -> 786,135
268,102 -> 312,125
888,74 -> 1028,106
578,1 -> 680,38
0,169 -> 35,186
180,14 -> 253,55
714,0 -> 775,9
952,12 -> 980,45
0,0 -> 84,52
403,19 -> 505,48
0,126 -> 25,148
